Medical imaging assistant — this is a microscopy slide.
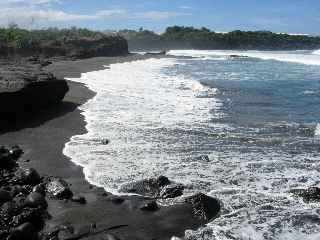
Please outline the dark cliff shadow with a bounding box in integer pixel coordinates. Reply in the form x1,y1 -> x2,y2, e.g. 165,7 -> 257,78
0,101 -> 79,135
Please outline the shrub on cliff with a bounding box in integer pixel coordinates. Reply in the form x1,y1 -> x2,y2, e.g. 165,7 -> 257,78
0,27 -> 128,58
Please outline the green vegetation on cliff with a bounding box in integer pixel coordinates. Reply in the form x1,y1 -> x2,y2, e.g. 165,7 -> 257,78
119,26 -> 320,51
0,27 -> 128,58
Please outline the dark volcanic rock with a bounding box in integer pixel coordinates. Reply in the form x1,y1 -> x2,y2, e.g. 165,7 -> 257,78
119,176 -> 171,198
25,192 -> 48,209
15,168 -> 41,186
0,63 -> 69,119
9,222 -> 38,240
290,187 -> 320,202
185,193 -> 221,221
46,178 -> 73,199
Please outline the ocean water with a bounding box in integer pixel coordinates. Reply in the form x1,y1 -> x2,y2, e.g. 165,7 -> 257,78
64,49 -> 320,240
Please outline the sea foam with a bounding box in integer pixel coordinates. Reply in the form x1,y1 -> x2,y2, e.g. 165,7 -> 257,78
63,58 -> 221,194
168,49 -> 320,66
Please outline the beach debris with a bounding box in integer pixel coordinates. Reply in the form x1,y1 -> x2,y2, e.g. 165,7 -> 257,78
140,200 -> 159,211
185,193 -> 221,221
46,178 -> 73,199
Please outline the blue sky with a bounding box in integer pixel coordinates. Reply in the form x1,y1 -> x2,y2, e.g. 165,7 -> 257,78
0,0 -> 319,35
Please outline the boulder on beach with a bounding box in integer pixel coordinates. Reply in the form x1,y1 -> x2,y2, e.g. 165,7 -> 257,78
185,193 -> 221,221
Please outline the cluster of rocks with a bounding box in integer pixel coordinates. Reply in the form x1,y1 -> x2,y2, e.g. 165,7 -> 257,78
0,58 -> 69,119
119,176 -> 221,222
0,146 -> 81,240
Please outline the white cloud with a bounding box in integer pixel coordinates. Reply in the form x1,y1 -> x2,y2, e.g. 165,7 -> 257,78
0,4 -> 191,27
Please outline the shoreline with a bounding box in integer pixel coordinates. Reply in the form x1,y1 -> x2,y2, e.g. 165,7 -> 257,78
0,54 -> 205,240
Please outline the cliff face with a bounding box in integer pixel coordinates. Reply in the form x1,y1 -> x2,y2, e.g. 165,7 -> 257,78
0,60 -> 69,118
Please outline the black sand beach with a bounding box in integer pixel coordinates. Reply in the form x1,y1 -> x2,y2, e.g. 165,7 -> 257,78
0,55 -> 203,240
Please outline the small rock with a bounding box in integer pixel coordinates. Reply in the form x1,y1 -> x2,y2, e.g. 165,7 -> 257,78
15,168 -> 41,186
25,192 -> 48,209
71,196 -> 86,204
9,222 -> 38,240
140,200 -> 159,211
0,189 -> 12,205
46,178 -> 73,199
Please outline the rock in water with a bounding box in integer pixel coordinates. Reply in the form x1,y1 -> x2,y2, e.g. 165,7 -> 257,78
119,176 -> 171,197
15,168 -> 41,186
25,192 -> 48,209
290,187 -> 320,202
9,222 -> 38,240
46,178 -> 73,199
185,193 -> 221,221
